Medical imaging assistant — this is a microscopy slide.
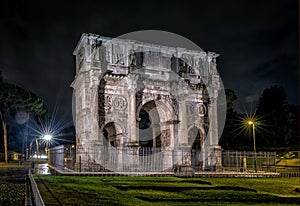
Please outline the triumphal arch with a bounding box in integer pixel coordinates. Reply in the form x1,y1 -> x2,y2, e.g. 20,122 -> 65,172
71,33 -> 223,172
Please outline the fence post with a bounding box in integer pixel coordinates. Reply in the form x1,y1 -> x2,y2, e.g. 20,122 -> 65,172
79,155 -> 81,172
274,152 -> 277,173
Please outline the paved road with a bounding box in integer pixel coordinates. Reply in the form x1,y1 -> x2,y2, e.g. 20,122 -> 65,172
0,162 -> 30,206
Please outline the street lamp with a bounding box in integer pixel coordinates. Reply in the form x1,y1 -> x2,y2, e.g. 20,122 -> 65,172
42,134 -> 52,155
33,134 -> 53,158
248,121 -> 257,172
43,134 -> 52,141
236,112 -> 265,172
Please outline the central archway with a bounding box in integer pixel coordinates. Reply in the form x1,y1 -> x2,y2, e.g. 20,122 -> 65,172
138,100 -> 161,148
137,100 -> 173,150
139,108 -> 154,147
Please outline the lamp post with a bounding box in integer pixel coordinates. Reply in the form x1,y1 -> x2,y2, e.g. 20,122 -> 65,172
42,134 -> 52,155
34,134 -> 52,158
248,121 -> 257,172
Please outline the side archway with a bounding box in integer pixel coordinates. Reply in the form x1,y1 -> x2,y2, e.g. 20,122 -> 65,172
102,122 -> 123,147
188,126 -> 203,150
188,126 -> 204,168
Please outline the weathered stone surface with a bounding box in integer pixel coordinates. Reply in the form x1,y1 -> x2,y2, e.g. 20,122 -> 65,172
71,33 -> 222,171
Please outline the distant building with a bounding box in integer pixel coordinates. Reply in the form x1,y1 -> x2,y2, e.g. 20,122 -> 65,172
8,151 -> 21,161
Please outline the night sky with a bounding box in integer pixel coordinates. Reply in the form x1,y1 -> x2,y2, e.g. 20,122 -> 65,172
0,0 -> 298,122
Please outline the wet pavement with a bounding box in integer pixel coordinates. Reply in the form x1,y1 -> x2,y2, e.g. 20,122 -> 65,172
33,163 -> 51,175
0,160 -> 50,206
0,162 -> 29,206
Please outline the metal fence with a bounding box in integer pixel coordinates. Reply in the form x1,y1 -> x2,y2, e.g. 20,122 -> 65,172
222,150 -> 277,172
49,145 -> 277,173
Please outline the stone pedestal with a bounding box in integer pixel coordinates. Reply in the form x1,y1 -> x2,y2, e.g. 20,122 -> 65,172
205,145 -> 222,171
174,165 -> 195,177
174,145 -> 195,177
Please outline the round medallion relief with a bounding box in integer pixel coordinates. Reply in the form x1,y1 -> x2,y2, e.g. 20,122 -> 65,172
198,103 -> 207,117
113,95 -> 127,110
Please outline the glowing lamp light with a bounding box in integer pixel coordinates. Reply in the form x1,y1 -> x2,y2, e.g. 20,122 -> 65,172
248,121 -> 254,125
43,134 -> 53,141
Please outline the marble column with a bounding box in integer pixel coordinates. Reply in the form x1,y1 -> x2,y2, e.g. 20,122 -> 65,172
207,97 -> 222,171
179,100 -> 188,146
128,74 -> 139,145
128,89 -> 137,144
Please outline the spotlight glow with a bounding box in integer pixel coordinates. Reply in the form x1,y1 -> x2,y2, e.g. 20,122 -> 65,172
28,108 -> 75,149
43,134 -> 52,141
233,111 -> 267,138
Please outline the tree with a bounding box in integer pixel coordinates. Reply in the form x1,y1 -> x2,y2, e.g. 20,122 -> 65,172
256,85 -> 288,147
225,89 -> 238,111
284,105 -> 297,146
0,72 -> 47,162
219,89 -> 240,149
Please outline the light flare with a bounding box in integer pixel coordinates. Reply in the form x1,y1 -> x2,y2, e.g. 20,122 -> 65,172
232,111 -> 268,138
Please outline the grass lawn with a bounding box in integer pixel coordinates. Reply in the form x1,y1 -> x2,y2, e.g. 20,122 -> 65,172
34,175 -> 300,206
277,158 -> 300,167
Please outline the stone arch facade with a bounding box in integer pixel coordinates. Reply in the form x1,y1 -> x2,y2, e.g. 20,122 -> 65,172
71,33 -> 222,171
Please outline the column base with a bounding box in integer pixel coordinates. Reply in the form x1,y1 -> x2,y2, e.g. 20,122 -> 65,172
204,145 -> 222,172
174,165 -> 195,177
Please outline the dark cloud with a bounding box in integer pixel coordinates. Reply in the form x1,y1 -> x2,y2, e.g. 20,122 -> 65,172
0,0 -> 298,121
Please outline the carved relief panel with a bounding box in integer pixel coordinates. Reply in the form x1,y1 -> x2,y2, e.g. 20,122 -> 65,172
112,44 -> 125,65
77,47 -> 85,72
129,50 -> 143,69
99,94 -> 112,115
161,129 -> 170,149
179,54 -> 195,75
